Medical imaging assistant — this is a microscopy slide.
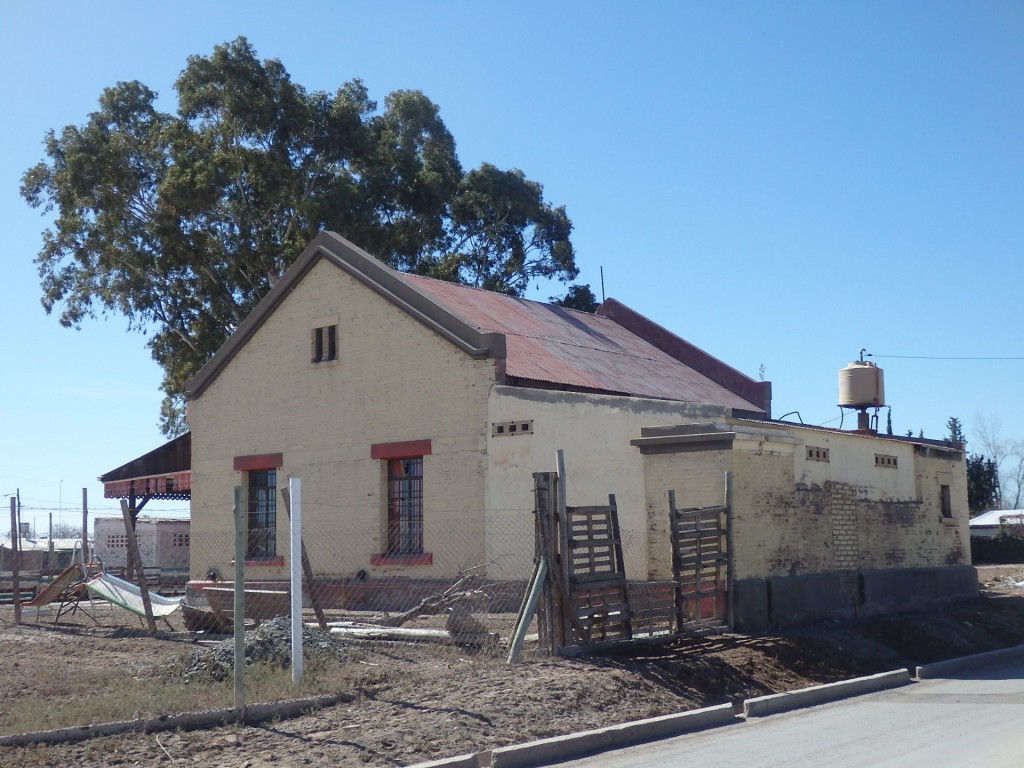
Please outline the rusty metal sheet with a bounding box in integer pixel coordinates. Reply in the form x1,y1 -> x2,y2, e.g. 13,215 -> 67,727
405,274 -> 761,411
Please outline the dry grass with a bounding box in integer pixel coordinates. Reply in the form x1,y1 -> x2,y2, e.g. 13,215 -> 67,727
0,649 -> 357,736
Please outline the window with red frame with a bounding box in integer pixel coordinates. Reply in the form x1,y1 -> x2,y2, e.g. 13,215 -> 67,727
386,457 -> 423,555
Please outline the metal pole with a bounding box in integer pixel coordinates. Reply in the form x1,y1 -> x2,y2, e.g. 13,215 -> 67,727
233,485 -> 247,714
10,497 -> 21,624
289,477 -> 303,684
81,488 -> 90,563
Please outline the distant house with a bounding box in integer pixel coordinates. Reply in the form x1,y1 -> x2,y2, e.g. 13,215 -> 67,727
92,517 -> 190,574
969,509 -> 1024,539
169,232 -> 975,629
0,538 -> 86,572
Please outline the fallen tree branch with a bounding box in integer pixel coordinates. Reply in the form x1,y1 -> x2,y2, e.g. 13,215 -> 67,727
373,557 -> 509,628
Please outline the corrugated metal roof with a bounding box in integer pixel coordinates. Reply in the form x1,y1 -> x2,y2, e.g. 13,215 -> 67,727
402,274 -> 762,411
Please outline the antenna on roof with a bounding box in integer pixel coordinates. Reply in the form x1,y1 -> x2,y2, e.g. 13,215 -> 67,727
600,266 -> 606,304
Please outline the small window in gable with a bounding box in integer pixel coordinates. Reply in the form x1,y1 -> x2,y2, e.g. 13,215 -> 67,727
311,324 -> 338,363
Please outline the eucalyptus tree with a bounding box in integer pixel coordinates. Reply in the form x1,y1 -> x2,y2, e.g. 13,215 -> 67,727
23,38 -> 584,435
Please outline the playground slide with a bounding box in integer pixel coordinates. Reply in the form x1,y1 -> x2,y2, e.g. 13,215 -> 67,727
20,564 -> 82,608
85,572 -> 184,617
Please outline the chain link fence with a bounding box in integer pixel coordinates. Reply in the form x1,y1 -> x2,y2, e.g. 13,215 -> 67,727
179,509 -> 654,657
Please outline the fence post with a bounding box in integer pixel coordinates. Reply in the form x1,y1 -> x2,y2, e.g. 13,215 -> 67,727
233,485 -> 246,714
10,497 -> 21,625
533,472 -> 559,655
289,476 -> 303,684
120,500 -> 157,635
724,471 -> 735,631
281,486 -> 327,629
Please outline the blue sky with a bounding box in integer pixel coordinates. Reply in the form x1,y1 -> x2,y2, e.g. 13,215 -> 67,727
2,2 -> 1022,534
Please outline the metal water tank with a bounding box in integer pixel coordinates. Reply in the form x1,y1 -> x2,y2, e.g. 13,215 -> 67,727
838,360 -> 885,409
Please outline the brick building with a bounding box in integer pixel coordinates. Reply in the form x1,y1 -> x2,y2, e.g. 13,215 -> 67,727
179,231 -> 974,628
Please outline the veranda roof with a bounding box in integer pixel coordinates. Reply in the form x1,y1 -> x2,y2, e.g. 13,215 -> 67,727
99,432 -> 191,501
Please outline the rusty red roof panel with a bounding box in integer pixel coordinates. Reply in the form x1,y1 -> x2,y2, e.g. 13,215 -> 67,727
402,274 -> 762,411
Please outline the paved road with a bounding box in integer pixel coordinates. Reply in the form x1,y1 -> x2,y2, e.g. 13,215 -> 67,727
552,660 -> 1024,768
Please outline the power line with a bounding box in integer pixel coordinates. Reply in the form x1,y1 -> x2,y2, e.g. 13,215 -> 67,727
866,353 -> 1024,361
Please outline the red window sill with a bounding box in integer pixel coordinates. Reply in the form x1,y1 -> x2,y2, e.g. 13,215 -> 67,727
370,553 -> 433,566
229,557 -> 285,567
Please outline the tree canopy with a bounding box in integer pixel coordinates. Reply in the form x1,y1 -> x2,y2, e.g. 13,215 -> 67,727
948,416 -> 1003,514
22,38 -> 587,435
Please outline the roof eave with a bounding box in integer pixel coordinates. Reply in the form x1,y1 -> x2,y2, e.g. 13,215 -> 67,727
597,298 -> 771,416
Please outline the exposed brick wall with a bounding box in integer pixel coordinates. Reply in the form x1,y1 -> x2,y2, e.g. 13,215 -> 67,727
641,423 -> 970,584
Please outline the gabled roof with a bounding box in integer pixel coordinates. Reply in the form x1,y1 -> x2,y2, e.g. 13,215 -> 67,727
185,232 -> 770,414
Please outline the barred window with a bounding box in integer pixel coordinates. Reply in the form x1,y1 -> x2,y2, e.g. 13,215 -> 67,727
247,469 -> 277,558
387,457 -> 423,555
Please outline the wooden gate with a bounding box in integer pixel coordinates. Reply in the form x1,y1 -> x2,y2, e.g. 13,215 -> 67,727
560,498 -> 632,644
669,477 -> 732,634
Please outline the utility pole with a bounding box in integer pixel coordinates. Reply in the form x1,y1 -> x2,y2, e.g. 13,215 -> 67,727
10,496 -> 21,624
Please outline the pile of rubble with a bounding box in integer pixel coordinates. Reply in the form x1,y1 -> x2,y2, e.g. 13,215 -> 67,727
178,617 -> 350,682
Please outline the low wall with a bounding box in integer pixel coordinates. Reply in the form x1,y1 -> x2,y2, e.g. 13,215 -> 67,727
186,577 -> 525,613
734,565 -> 978,631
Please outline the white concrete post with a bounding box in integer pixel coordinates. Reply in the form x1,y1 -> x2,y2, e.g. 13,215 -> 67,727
290,476 -> 303,684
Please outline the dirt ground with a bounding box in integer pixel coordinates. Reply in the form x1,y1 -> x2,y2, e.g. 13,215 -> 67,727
2,565 -> 1024,768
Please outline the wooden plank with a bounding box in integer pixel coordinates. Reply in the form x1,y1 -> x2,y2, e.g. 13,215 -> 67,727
120,500 -> 157,635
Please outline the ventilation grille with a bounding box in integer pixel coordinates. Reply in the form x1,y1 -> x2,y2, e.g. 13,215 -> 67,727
492,420 -> 533,437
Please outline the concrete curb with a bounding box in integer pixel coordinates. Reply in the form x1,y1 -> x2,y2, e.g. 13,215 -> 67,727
407,753 -> 487,768
916,643 -> 1024,679
405,704 -> 737,768
0,693 -> 353,748
743,669 -> 911,718
487,703 -> 737,768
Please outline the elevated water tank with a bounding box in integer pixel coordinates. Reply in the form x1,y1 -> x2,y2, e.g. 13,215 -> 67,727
838,360 -> 885,409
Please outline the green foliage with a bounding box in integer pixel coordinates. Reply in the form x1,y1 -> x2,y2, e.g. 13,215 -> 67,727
946,416 -> 966,445
967,454 -> 1001,513
970,533 -> 1024,565
22,37 -> 584,435
550,283 -> 599,312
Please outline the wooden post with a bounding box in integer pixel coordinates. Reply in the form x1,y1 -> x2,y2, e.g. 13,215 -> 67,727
233,485 -> 247,714
10,497 -> 21,625
724,471 -> 735,631
281,486 -> 328,630
554,450 -> 570,649
81,488 -> 90,564
120,500 -> 157,634
533,472 -> 561,655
